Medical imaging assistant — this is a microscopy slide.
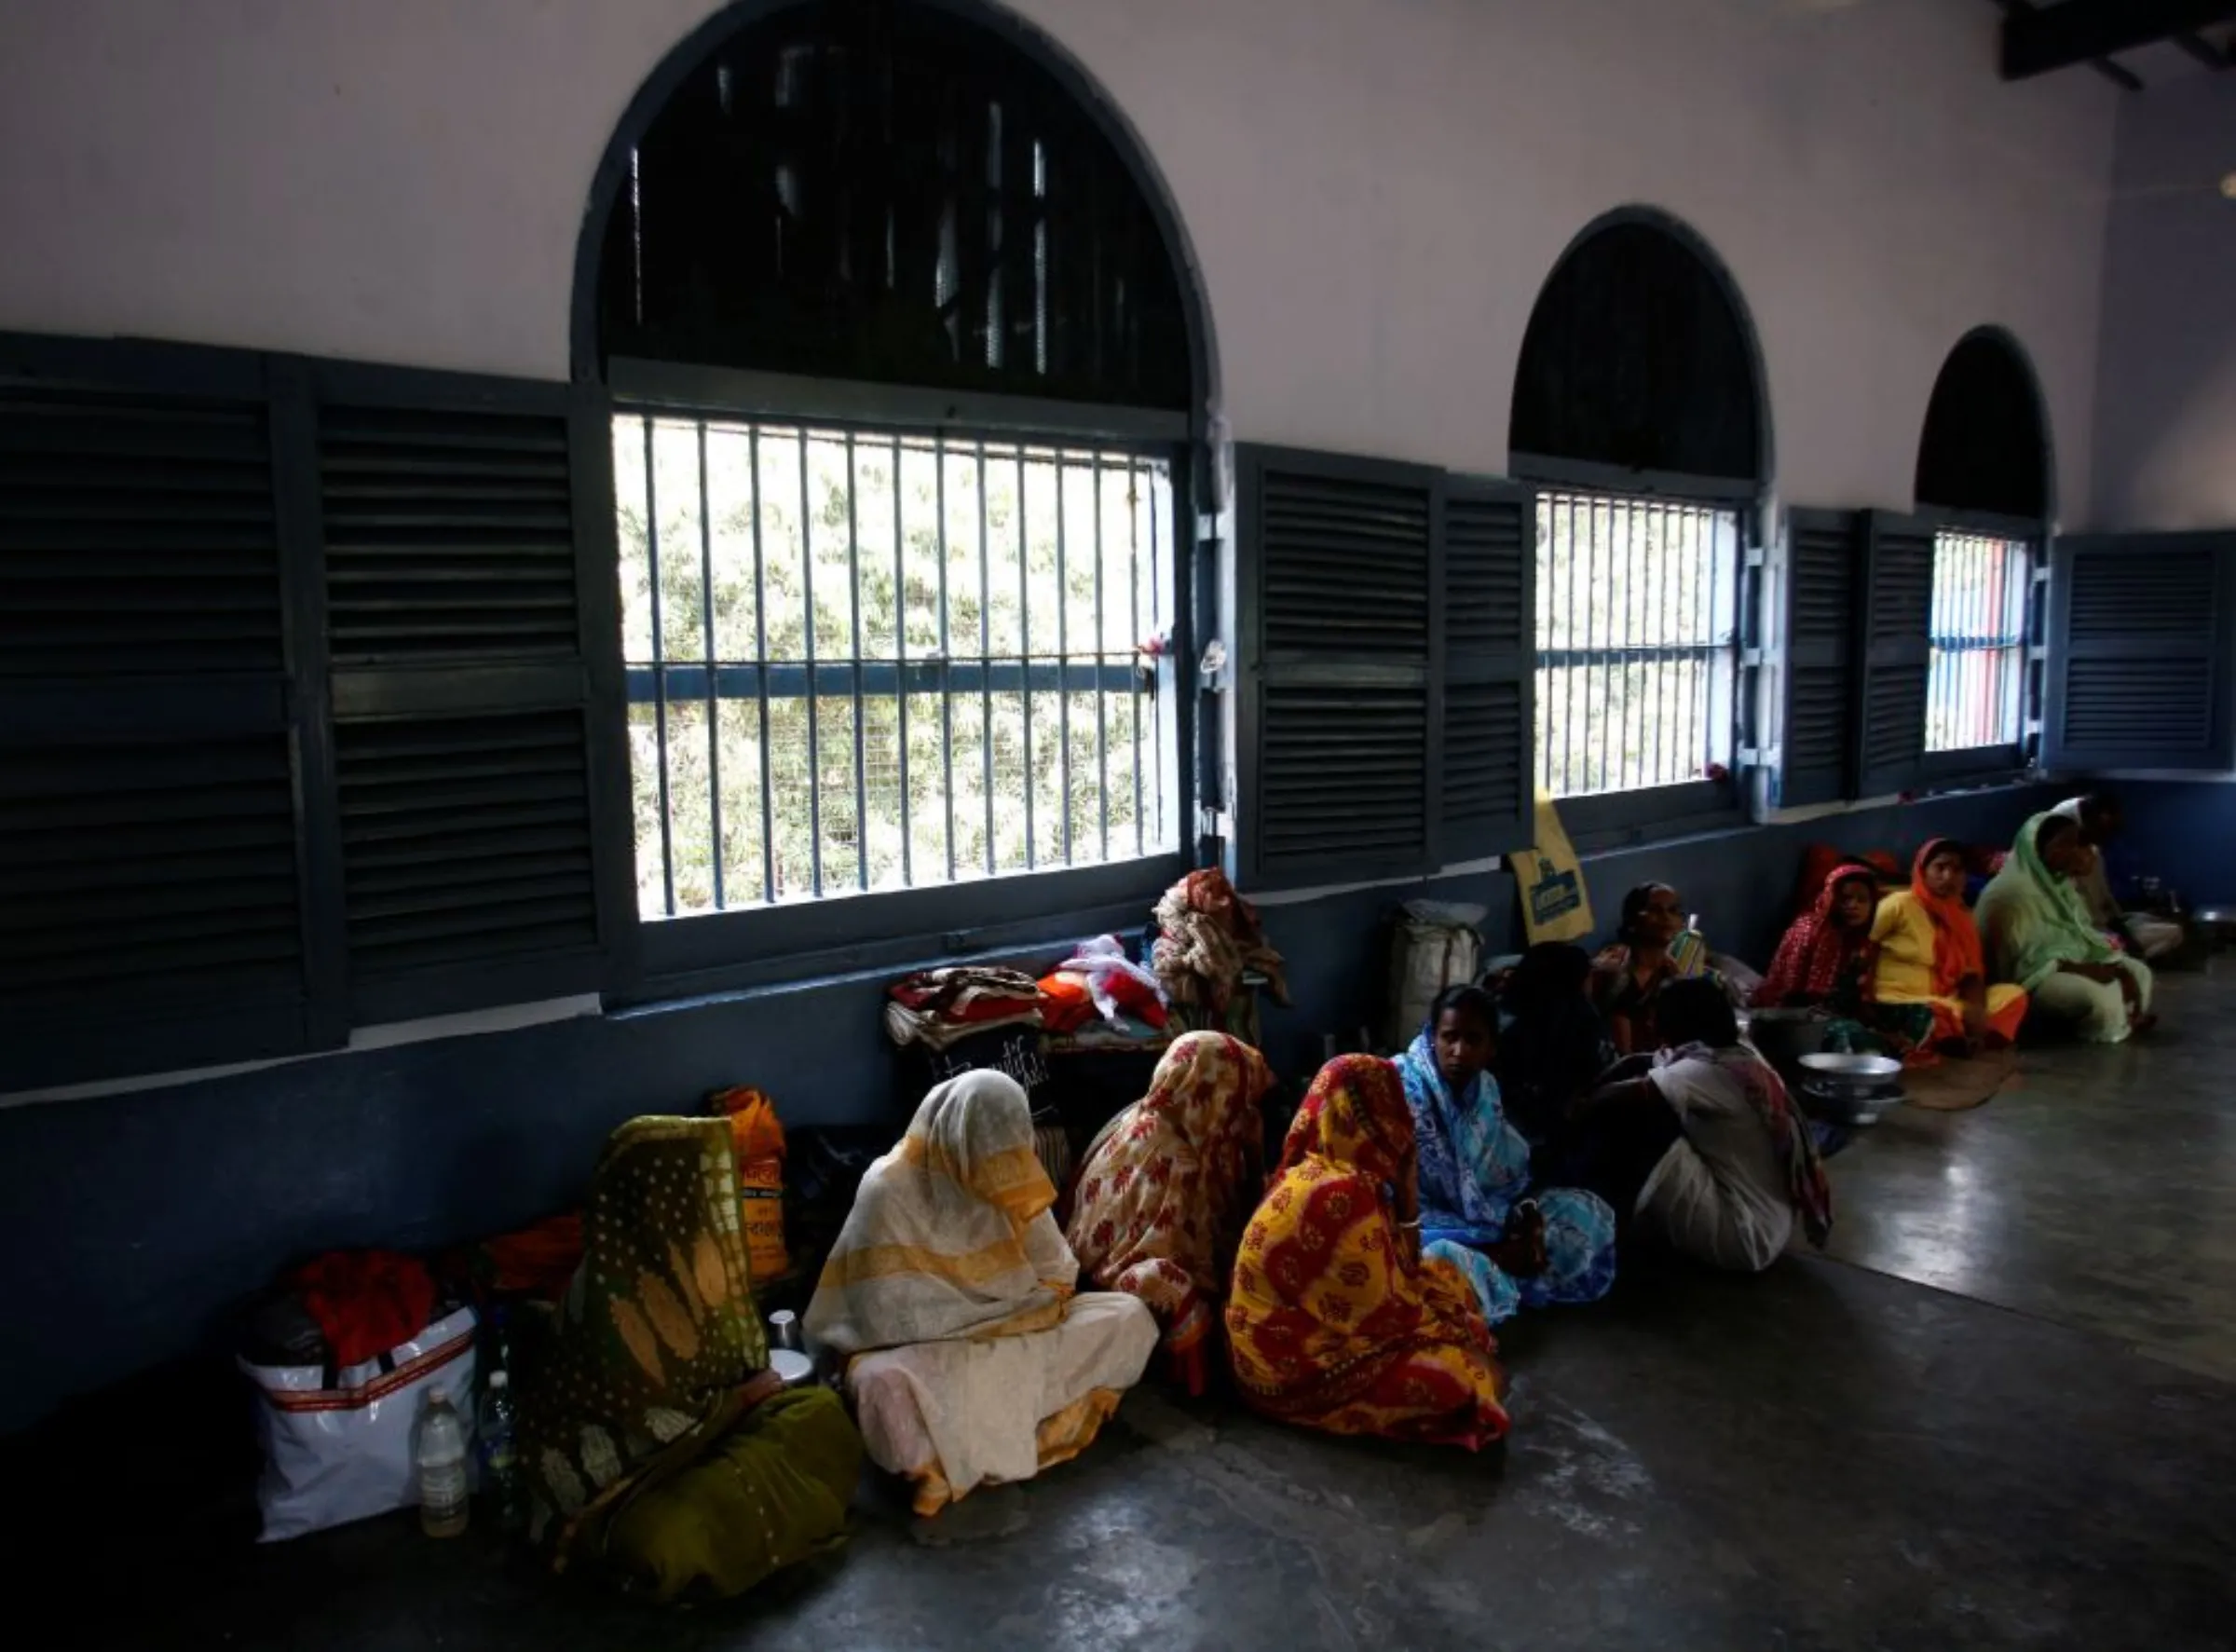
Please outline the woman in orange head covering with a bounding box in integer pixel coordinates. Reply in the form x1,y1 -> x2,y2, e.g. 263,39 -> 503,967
1223,1055 -> 1507,1449
1066,1032 -> 1276,1396
1871,838 -> 2028,1057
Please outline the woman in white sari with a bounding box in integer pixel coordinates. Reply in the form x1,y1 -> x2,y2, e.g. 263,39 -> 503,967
804,1071 -> 1155,1515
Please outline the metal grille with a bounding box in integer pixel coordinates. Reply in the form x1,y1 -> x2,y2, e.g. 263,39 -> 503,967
615,413 -> 1175,919
1534,490 -> 1739,797
1926,531 -> 2028,753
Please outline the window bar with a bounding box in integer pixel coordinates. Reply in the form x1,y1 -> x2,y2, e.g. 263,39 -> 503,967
799,431 -> 824,897
1055,453 -> 1072,863
1623,499 -> 1642,790
1149,470 -> 1166,842
977,441 -> 995,874
1695,507 -> 1713,775
1018,451 -> 1036,869
642,415 -> 676,917
696,421 -> 724,911
1648,500 -> 1667,787
1130,459 -> 1144,855
751,427 -> 775,905
847,434 -> 868,892
893,436 -> 912,888
1561,496 -> 1580,795
1589,497 -> 1609,794
1093,455 -> 1109,861
936,440 -> 956,884
1932,535 -> 1949,747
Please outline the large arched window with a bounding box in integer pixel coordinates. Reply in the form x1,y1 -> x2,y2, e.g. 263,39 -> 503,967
1509,210 -> 1768,826
1915,327 -> 2051,765
579,0 -> 1209,961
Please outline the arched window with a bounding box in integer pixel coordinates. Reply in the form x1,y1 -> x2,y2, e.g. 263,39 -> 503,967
1509,210 -> 1768,822
1915,328 -> 2051,763
580,0 -> 1208,959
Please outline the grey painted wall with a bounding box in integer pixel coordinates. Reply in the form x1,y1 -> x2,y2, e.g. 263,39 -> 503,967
2091,75 -> 2236,530
0,784 -> 2051,1432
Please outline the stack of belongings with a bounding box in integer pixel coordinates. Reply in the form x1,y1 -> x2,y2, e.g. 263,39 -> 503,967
1151,867 -> 1290,1043
1039,935 -> 1172,1053
885,965 -> 1050,1106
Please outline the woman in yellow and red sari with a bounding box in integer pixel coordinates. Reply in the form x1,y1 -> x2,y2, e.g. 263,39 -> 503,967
1066,1031 -> 1275,1396
1871,838 -> 2028,1057
1224,1055 -> 1507,1449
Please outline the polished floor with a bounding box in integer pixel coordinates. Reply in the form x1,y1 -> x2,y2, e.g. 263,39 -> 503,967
82,969 -> 2236,1650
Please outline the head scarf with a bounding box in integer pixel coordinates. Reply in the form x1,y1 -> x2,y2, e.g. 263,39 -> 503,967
1066,1032 -> 1275,1326
1755,864 -> 1879,1007
1396,1023 -> 1531,1245
1974,812 -> 2119,991
1225,1056 -> 1507,1448
1910,838 -> 1986,998
803,1071 -> 1075,1358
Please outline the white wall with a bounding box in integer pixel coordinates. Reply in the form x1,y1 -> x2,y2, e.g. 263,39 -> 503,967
2090,73 -> 2236,531
0,0 -> 2115,516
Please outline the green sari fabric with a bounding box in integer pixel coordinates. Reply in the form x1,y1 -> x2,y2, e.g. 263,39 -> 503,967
518,1116 -> 861,1603
1975,812 -> 2118,993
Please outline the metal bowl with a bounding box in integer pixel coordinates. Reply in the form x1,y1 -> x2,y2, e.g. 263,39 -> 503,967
1798,1077 -> 1905,1127
2194,906 -> 2236,948
1798,1051 -> 1903,1096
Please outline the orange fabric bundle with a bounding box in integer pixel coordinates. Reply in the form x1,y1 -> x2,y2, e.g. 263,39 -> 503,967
711,1085 -> 791,1284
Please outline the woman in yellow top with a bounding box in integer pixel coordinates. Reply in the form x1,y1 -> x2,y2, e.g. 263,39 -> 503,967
1871,839 -> 2028,1058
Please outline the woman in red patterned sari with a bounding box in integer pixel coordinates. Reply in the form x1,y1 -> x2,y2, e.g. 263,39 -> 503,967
1065,1032 -> 1276,1395
1223,1055 -> 1507,1448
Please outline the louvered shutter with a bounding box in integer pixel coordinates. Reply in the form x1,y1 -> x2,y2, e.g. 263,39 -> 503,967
308,362 -> 625,1023
2047,534 -> 2234,771
0,338 -> 326,1087
1437,475 -> 1535,861
1779,508 -> 1858,808
1236,444 -> 1437,889
1850,511 -> 1935,798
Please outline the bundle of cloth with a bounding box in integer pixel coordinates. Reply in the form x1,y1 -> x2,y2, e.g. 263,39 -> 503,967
804,1072 -> 1156,1516
1151,868 -> 1289,1028
515,1117 -> 862,1604
883,967 -> 1045,1051
1038,935 -> 1169,1038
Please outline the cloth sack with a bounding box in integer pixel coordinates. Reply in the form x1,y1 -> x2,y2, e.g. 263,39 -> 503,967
241,1305 -> 477,1541
1384,900 -> 1486,1049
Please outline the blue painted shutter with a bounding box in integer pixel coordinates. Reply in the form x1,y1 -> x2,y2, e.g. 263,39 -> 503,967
1236,444 -> 1438,889
1438,474 -> 1536,860
1850,510 -> 1935,798
2047,533 -> 2234,771
1779,507 -> 1858,808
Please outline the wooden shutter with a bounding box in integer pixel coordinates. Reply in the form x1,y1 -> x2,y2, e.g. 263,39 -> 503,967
307,362 -> 626,1023
1438,475 -> 1535,861
0,338 -> 326,1087
1236,444 -> 1437,889
1850,510 -> 1934,798
1779,508 -> 1858,808
2047,533 -> 2234,771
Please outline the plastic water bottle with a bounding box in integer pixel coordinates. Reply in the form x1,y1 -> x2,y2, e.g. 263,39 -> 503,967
477,1371 -> 525,1535
417,1388 -> 470,1538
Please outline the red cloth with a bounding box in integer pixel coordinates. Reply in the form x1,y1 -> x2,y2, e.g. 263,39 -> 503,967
1757,863 -> 1880,1008
288,1249 -> 439,1368
1910,837 -> 1988,1000
1036,972 -> 1100,1033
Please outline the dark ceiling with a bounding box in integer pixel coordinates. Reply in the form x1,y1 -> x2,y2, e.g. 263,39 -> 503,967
1993,1 -> 2236,91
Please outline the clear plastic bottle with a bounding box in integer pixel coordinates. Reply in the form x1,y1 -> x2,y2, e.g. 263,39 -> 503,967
477,1371 -> 525,1535
416,1387 -> 470,1538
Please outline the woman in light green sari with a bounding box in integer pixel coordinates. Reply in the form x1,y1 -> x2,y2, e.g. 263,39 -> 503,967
516,1117 -> 862,1603
1976,812 -> 2155,1044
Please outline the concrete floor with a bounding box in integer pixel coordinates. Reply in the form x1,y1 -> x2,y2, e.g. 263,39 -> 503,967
81,969 -> 2236,1650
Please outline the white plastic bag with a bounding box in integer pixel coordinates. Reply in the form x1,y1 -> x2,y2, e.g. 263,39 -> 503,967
241,1305 -> 477,1541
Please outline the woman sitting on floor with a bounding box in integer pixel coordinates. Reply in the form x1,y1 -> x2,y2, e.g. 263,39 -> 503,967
804,1071 -> 1156,1516
1225,1054 -> 1507,1448
1591,881 -> 1712,1055
1578,978 -> 1833,1274
1871,839 -> 2029,1058
1977,812 -> 2156,1045
1493,942 -> 1616,1150
1065,1031 -> 1275,1396
1754,863 -> 1934,1058
1392,985 -> 1616,1323
517,1117 -> 863,1602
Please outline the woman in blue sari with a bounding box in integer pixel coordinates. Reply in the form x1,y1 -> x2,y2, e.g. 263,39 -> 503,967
1394,985 -> 1618,1323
